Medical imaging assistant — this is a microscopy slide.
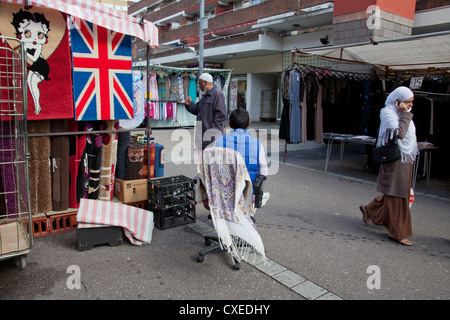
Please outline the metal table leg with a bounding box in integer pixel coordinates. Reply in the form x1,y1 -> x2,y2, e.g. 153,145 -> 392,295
412,152 -> 420,191
325,139 -> 333,173
425,150 -> 432,188
339,140 -> 345,169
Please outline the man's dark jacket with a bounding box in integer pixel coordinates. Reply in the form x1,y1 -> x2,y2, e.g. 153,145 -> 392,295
185,85 -> 226,148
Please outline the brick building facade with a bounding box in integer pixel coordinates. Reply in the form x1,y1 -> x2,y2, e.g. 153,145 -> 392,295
129,0 -> 450,120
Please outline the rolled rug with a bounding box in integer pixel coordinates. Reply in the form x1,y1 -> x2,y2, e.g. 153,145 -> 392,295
99,120 -> 119,201
28,120 -> 52,215
86,122 -> 102,200
115,131 -> 130,181
69,120 -> 88,208
50,119 -> 70,211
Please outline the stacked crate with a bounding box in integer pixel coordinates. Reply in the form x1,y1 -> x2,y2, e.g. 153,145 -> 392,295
148,175 -> 196,230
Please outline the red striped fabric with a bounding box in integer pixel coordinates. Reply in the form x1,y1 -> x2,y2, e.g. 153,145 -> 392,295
4,0 -> 158,47
77,198 -> 154,245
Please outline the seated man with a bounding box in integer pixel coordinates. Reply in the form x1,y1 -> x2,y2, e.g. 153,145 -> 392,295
213,108 -> 269,208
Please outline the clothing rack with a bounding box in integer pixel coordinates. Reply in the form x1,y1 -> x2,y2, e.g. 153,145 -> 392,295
290,63 -> 377,82
134,64 -> 233,128
414,90 -> 450,102
281,63 -> 381,163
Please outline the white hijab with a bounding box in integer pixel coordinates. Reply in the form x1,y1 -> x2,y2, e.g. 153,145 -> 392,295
377,86 -> 418,164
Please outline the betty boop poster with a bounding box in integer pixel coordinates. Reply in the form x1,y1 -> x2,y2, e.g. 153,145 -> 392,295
0,3 -> 73,119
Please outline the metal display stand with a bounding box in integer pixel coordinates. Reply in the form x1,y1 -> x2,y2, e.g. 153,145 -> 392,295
0,36 -> 32,270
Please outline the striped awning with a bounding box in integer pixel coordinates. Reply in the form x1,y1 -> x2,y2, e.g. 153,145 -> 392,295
4,0 -> 159,47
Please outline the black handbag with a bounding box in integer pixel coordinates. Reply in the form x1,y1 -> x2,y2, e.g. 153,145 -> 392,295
372,143 -> 401,165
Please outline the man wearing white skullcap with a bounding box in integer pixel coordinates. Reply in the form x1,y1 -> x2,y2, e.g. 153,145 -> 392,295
185,72 -> 226,150
198,73 -> 213,84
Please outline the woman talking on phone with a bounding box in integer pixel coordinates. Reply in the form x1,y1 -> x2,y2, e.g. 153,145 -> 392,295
359,86 -> 419,246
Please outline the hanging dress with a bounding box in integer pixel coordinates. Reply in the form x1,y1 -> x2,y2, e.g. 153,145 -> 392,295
157,73 -> 167,100
289,70 -> 302,143
188,73 -> 197,102
183,72 -> 190,103
178,74 -> 185,103
149,71 -> 159,101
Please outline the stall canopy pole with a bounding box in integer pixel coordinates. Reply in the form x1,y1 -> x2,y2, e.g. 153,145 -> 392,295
199,0 -> 205,75
284,51 -> 297,163
146,46 -> 152,182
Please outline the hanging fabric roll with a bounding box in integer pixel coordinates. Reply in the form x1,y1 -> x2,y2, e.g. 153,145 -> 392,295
28,120 -> 52,215
50,119 -> 70,211
115,131 -> 131,181
86,122 -> 103,200
99,120 -> 119,202
69,120 -> 88,209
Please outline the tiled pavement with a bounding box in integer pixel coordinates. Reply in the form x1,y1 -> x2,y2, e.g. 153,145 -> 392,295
188,219 -> 343,300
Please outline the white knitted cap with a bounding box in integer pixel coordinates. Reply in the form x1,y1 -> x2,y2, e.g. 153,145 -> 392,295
199,73 -> 213,83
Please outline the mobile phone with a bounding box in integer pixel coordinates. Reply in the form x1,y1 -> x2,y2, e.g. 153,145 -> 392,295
396,100 -> 410,111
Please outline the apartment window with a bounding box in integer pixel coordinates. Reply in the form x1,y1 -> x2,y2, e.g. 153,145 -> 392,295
193,9 -> 215,22
171,22 -> 181,30
204,9 -> 216,18
234,0 -> 250,9
235,0 -> 260,10
137,47 -> 146,59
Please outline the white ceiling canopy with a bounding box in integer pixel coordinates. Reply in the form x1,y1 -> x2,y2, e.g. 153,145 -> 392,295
296,31 -> 450,73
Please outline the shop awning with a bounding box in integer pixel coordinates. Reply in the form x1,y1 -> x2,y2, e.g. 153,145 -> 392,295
5,0 -> 159,47
296,31 -> 450,73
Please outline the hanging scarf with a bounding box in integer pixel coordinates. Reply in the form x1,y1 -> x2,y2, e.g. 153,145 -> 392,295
377,86 -> 418,164
197,147 -> 266,263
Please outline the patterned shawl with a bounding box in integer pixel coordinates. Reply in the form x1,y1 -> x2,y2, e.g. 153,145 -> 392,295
197,147 -> 266,263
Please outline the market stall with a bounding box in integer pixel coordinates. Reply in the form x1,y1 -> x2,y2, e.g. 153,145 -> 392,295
284,31 -> 450,179
297,31 -> 450,74
0,0 -> 161,245
133,64 -> 232,128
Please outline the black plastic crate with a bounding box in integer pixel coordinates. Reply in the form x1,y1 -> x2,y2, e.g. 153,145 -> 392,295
149,175 -> 195,207
151,201 -> 196,230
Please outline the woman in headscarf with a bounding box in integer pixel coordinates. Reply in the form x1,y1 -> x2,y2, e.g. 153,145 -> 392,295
360,86 -> 419,246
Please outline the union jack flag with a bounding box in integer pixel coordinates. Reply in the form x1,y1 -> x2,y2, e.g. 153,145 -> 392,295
71,20 -> 133,121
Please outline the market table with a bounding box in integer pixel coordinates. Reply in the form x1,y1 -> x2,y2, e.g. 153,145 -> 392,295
323,133 -> 438,189
413,142 -> 438,189
323,133 -> 376,173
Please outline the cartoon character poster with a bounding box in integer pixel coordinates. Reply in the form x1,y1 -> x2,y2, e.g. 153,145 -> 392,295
0,3 -> 73,119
